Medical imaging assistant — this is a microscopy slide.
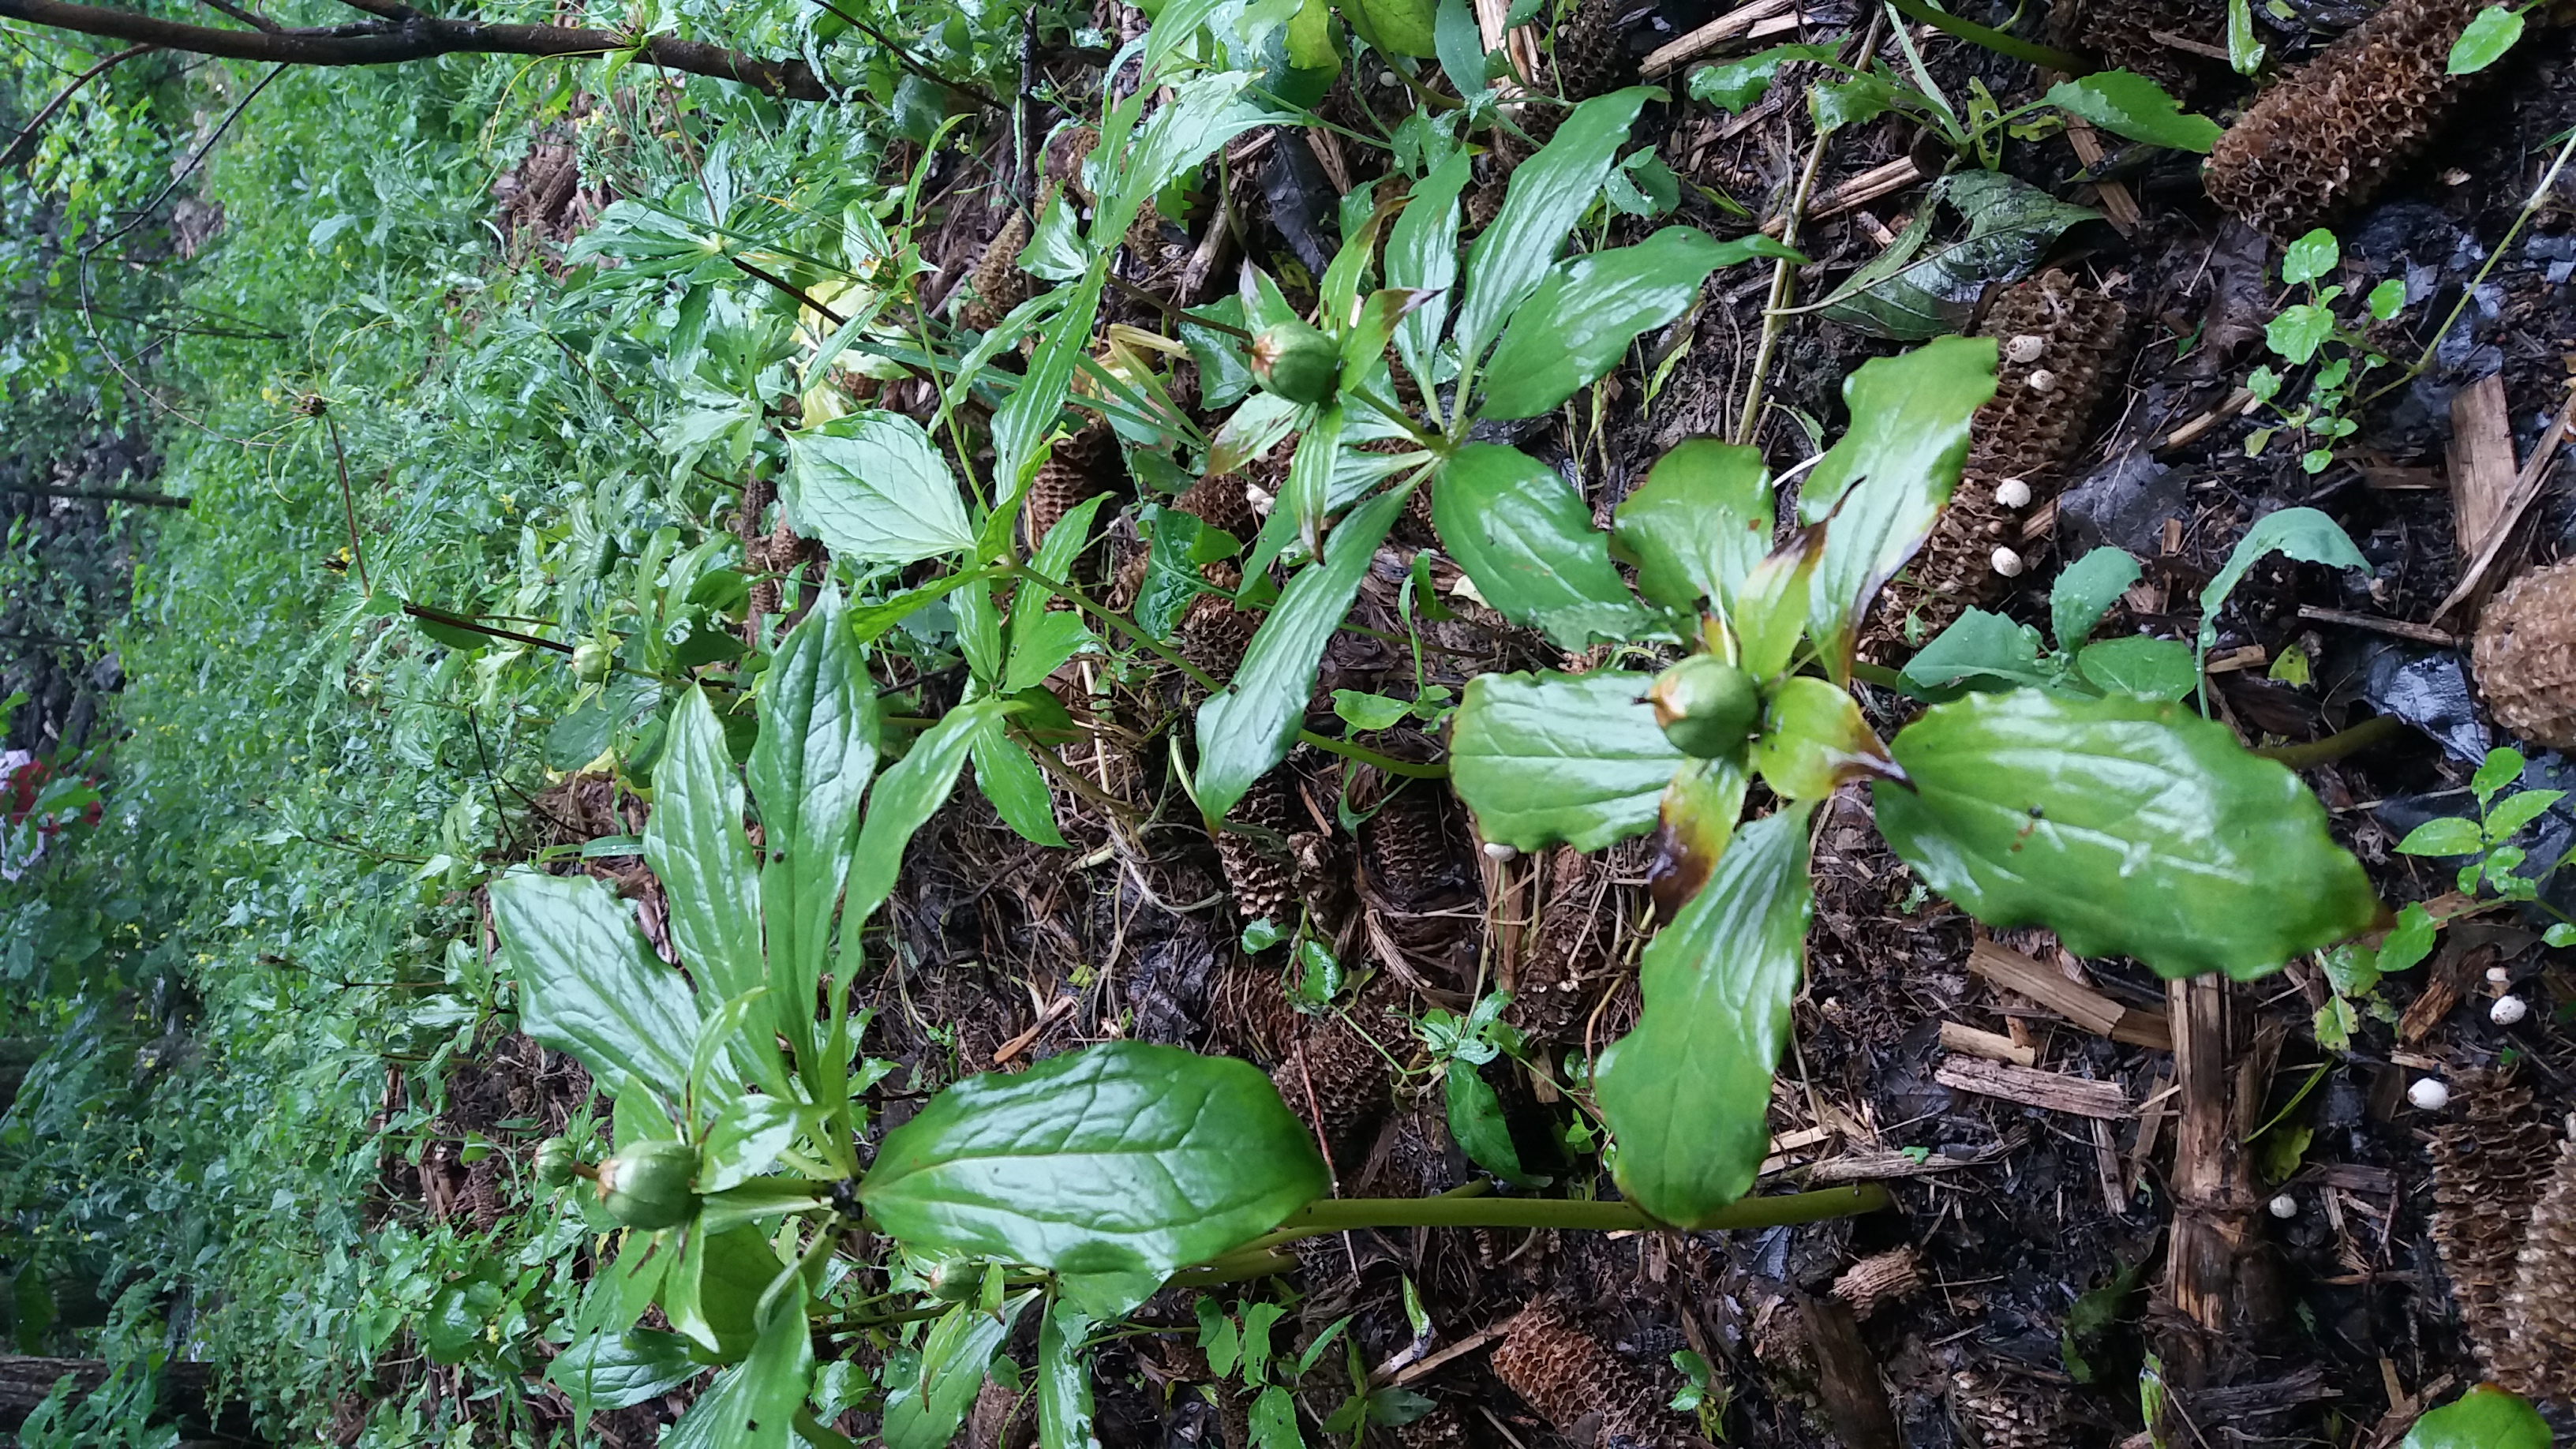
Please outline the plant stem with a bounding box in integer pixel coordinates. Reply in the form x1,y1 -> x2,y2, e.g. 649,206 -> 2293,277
1004,563 -> 1228,695
2251,713 -> 2410,769
2364,120 -> 2576,406
1878,0 -> 2089,73
1164,1246 -> 1303,1289
1297,729 -> 1449,779
1262,1183 -> 1890,1240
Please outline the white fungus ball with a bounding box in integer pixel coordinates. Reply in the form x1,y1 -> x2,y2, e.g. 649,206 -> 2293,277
1993,477 -> 2033,509
2408,1077 -> 2451,1111
2269,1193 -> 2298,1219
1990,546 -> 2025,578
2486,964 -> 2512,985
1481,841 -> 1518,863
2004,334 -> 2046,365
2491,994 -> 2529,1026
2026,369 -> 2060,394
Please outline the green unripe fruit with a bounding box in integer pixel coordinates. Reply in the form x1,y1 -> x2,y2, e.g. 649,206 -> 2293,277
532,1137 -> 577,1189
596,1140 -> 699,1230
1649,654 -> 1760,760
571,642 -> 612,683
923,1258 -> 984,1302
1249,320 -> 1340,405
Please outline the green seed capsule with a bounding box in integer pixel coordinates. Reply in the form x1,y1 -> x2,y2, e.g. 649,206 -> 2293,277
596,1140 -> 699,1230
1249,320 -> 1341,405
532,1137 -> 577,1189
1648,654 -> 1760,760
572,642 -> 612,683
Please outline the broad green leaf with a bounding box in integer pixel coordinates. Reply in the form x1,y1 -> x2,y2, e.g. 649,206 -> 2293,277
2447,5 -> 2524,73
1387,148 -> 1476,398
1431,444 -> 1645,646
548,1328 -> 702,1412
1333,689 -> 1414,731
860,1042 -> 1329,1317
1686,43 -> 1838,112
2076,635 -> 2198,701
1613,438 -> 1773,614
647,688 -> 764,1006
1194,483 -> 1415,822
843,698 -> 1009,934
1449,670 -> 1685,851
1799,336 -> 1999,676
2265,301 -> 2335,365
2473,747 -> 2526,803
2395,816 -> 2483,857
1340,286 -> 1434,380
2042,70 -> 2221,152
1811,173 -> 2099,339
2196,507 -> 2366,652
1284,402 -> 1345,556
2402,1386 -> 2550,1449
994,267 -> 1108,500
785,414 -> 976,564
1037,1301 -> 1096,1449
662,1269 -> 810,1449
2485,788 -> 2563,841
1657,754 -> 1750,904
2051,547 -> 2142,650
882,1298 -> 1030,1449
1811,70 -> 1908,131
1444,1063 -> 1546,1185
698,1093 -> 801,1193
2226,0 -> 2265,72
2281,227 -> 2339,286
662,1222 -> 783,1361
1249,1385 -> 1301,1449
1747,676 -> 1893,802
751,596 -> 879,1063
1874,690 -> 2384,979
1434,0 -> 1490,99
1732,526 -> 1824,680
1594,803 -> 1814,1223
1342,0 -> 1438,54
698,1178 -> 837,1236
851,571 -> 996,646
1455,88 -> 1652,369
1904,609 -> 2050,692
1094,72 -> 1276,242
1006,495 -> 1108,694
970,714 -> 1068,847
492,871 -> 704,1103
1481,228 -> 1799,419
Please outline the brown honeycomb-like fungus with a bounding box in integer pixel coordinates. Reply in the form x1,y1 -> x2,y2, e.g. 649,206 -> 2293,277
1215,964 -> 1401,1170
1509,845 -> 1619,1043
2202,0 -> 2488,241
1548,0 -> 1630,107
1948,1368 -> 2070,1449
1362,783 -> 1468,909
1024,420 -> 1123,549
1488,1297 -> 1690,1449
2430,1069 -> 2563,1382
2473,559 -> 2576,750
1175,470 -> 1258,538
958,208 -> 1034,333
1869,270 -> 2131,654
1179,560 -> 1260,680
2500,1134 -> 2576,1401
1215,771 -> 1301,930
2050,0 -> 2223,94
1831,1246 -> 1923,1323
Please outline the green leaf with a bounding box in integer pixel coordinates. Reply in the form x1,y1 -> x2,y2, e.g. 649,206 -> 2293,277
2402,1386 -> 2550,1449
2281,227 -> 2340,286
1686,43 -> 1839,113
662,1222 -> 783,1361
861,1042 -> 1329,1316
1799,336 -> 2000,676
2226,0 -> 2266,73
1612,438 -> 1773,614
1811,173 -> 2099,339
1481,228 -> 1799,420
1009,494 -> 1110,693
1904,609 -> 2050,691
1455,88 -> 1653,369
1810,70 -> 1908,131
1284,401 -> 1344,558
1657,754 -> 1750,904
1249,1385 -> 1301,1449
1449,670 -> 1685,851
1444,1063 -> 1546,1185
994,268 -> 1108,501
661,1269 -> 810,1449
750,596 -> 880,1061
2447,5 -> 2523,73
2075,635 -> 2198,701
1333,689 -> 1414,732
2196,507 -> 2366,653
1731,527 -> 1825,680
1342,0 -> 1439,55
2376,901 -> 2439,976
1875,690 -> 2384,979
548,1329 -> 703,1412
784,414 -> 977,564
2483,788 -> 2563,842
1431,444 -> 1646,646
1193,483 -> 1415,821
2368,277 -> 2408,320
1594,803 -> 1814,1224
970,714 -> 1068,848
646,688 -> 765,1008
491,871 -> 704,1103
698,1094 -> 801,1193
2473,746 -> 2526,804
2051,547 -> 2142,650
882,1300 -> 1028,1449
1747,676 -> 1893,802
2265,303 -> 2336,365
1036,1301 -> 1096,1449
2042,70 -> 2222,152
1386,148 -> 1476,398
2396,816 -> 2484,857
843,698 -> 1009,934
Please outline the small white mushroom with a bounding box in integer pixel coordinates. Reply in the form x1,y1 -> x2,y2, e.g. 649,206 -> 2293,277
2486,964 -> 2512,985
2408,1077 -> 2452,1111
1244,483 -> 1276,515
1379,69 -> 1400,88
1990,546 -> 2025,578
2268,1193 -> 2299,1219
2004,333 -> 2046,365
1993,477 -> 2033,509
2491,994 -> 2529,1026
1481,841 -> 1518,863
2025,369 -> 2061,394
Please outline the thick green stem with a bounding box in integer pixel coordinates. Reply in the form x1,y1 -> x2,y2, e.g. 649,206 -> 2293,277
2251,713 -> 2409,769
1297,729 -> 1449,779
1879,0 -> 2090,73
1264,1183 -> 1890,1240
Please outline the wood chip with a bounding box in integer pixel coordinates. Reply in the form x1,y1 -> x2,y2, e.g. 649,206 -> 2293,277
2158,387 -> 2256,451
1935,1057 -> 2132,1119
1760,156 -> 1925,238
1809,1133 -> 2020,1183
2061,117 -> 2140,235
2447,373 -> 2518,561
2435,380 -> 2576,625
2295,605 -> 2460,649
1941,1020 -> 2038,1066
1968,937 -> 2173,1050
1639,0 -> 1802,73
2204,644 -> 2268,673
1830,1247 -> 1923,1321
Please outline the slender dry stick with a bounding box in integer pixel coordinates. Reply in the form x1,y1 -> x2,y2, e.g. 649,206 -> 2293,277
2364,122 -> 2576,407
322,412 -> 371,593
